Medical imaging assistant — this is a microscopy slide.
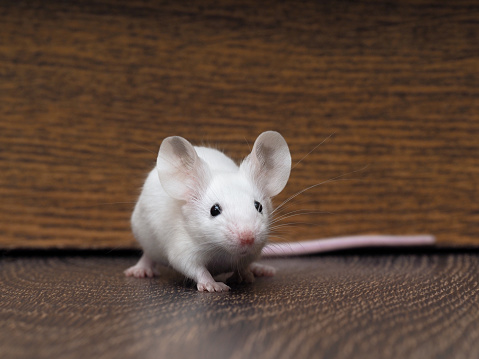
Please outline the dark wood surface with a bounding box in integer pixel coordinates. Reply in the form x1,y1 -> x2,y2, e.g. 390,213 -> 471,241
1,251 -> 478,359
1,0 -> 479,248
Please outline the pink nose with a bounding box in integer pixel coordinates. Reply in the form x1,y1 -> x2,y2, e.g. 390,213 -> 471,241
239,233 -> 255,246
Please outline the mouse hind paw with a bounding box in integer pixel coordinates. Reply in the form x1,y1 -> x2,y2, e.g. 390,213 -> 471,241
250,262 -> 276,277
124,254 -> 160,278
124,265 -> 159,278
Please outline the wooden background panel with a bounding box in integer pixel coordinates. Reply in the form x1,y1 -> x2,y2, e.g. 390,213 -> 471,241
0,0 -> 478,249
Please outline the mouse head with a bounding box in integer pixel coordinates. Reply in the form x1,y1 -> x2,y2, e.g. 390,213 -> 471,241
157,131 -> 291,257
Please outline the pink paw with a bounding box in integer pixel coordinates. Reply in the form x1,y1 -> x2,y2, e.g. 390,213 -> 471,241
197,281 -> 230,292
124,265 -> 158,278
250,263 -> 276,277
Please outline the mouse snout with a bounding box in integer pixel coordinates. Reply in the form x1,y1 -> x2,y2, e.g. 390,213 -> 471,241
237,231 -> 255,246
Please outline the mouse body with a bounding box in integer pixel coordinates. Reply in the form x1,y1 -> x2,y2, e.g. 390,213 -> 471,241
125,131 -> 437,292
125,131 -> 291,292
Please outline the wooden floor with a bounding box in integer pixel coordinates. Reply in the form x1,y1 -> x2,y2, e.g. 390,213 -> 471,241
1,251 -> 478,359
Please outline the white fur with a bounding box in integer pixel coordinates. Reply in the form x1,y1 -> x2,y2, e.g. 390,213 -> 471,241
125,131 -> 291,292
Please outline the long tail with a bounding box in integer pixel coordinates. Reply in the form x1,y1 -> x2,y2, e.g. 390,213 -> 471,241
261,235 -> 436,257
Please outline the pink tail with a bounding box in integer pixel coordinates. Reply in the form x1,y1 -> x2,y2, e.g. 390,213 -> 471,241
261,235 -> 436,257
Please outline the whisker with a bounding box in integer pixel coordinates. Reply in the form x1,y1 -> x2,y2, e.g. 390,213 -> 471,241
271,197 -> 322,217
244,136 -> 252,152
69,202 -> 137,209
268,232 -> 305,245
270,219 -> 327,232
270,222 -> 312,230
271,210 -> 334,224
133,143 -> 157,155
273,165 -> 369,214
292,132 -> 335,170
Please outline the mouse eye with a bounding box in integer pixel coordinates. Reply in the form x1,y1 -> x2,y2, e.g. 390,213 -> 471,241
254,201 -> 263,213
210,203 -> 222,217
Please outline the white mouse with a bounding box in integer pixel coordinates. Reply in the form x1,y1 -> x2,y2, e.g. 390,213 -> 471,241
124,131 -> 436,292
125,131 -> 292,292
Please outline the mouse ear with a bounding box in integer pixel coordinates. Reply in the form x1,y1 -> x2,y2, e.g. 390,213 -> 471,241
240,131 -> 291,197
157,136 -> 211,201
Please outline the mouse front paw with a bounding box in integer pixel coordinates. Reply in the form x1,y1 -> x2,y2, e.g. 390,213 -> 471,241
197,281 -> 231,292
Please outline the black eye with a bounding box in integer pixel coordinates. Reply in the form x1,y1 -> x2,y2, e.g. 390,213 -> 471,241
254,201 -> 263,213
210,204 -> 222,217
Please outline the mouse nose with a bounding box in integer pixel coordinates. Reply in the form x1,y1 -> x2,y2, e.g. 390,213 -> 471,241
238,232 -> 255,246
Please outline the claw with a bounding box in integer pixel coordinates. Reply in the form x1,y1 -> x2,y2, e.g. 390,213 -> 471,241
197,281 -> 231,292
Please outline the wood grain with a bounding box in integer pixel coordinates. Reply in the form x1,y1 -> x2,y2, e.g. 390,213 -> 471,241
1,252 -> 478,359
1,0 -> 479,248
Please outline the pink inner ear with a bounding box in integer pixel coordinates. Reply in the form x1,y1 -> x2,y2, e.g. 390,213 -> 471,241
242,132 -> 291,198
158,136 -> 214,201
255,143 -> 276,171
182,157 -> 214,202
